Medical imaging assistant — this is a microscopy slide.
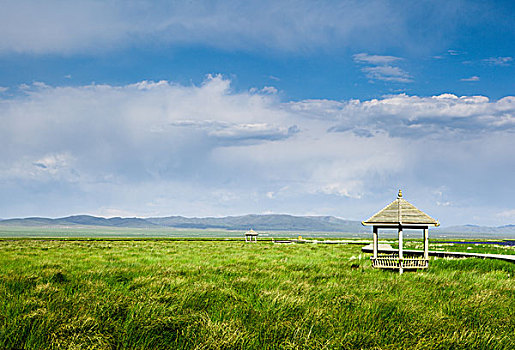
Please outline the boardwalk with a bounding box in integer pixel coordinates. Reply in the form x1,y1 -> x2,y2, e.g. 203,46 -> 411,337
361,246 -> 515,263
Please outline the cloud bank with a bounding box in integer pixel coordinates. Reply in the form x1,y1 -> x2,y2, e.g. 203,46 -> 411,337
0,0 -> 487,55
1,76 -> 514,225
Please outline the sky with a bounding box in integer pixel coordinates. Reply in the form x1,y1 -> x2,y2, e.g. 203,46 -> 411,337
0,0 -> 514,226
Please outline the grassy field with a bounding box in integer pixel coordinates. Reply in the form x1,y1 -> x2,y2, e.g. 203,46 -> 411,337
0,239 -> 514,349
403,240 -> 515,255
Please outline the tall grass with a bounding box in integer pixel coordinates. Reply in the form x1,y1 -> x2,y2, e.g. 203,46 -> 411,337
0,239 -> 513,349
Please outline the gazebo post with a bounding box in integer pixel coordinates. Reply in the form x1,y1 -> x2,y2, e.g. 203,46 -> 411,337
423,227 -> 429,260
398,225 -> 404,275
373,226 -> 378,259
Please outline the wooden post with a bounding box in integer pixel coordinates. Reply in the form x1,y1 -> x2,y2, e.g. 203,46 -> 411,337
373,226 -> 378,259
423,227 -> 429,260
398,225 -> 403,275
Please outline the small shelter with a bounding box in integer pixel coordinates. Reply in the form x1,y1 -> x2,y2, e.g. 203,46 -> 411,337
244,229 -> 259,243
362,190 -> 439,274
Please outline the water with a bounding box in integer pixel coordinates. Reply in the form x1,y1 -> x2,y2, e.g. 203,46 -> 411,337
432,240 -> 515,246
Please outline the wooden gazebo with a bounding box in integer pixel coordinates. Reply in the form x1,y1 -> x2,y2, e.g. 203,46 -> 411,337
244,229 -> 259,243
362,190 -> 439,274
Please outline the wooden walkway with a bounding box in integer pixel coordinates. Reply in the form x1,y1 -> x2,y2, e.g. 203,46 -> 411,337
273,239 -> 371,245
361,246 -> 515,263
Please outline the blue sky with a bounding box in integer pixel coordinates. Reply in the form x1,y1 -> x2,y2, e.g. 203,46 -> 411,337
0,0 -> 514,226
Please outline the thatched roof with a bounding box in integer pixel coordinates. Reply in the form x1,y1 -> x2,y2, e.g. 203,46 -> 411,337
362,190 -> 439,227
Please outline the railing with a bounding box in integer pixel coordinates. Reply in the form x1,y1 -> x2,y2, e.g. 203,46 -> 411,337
371,255 -> 428,269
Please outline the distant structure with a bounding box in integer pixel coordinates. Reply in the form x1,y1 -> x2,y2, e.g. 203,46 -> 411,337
244,229 -> 259,243
362,190 -> 439,274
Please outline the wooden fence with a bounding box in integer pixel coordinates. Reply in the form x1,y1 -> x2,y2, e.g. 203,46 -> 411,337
371,255 -> 428,269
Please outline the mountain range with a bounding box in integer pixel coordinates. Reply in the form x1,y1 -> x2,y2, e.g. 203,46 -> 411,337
1,214 -> 514,236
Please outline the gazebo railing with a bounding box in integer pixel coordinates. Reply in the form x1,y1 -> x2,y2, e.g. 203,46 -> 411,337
371,255 -> 428,269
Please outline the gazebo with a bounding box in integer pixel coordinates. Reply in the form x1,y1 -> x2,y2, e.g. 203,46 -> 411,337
362,190 -> 439,274
244,229 -> 259,243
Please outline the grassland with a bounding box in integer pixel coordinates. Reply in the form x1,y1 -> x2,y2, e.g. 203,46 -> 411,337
403,240 -> 515,255
0,239 -> 514,349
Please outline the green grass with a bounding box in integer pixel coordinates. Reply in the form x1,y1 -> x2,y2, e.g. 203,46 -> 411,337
0,239 -> 514,349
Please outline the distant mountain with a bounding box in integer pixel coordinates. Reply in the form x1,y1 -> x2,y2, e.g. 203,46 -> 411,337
146,214 -> 367,232
0,214 -> 366,232
434,224 -> 515,235
0,214 -> 514,236
0,215 -> 159,228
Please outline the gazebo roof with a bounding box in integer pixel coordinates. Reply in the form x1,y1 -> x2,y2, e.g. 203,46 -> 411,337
245,229 -> 258,235
362,190 -> 439,227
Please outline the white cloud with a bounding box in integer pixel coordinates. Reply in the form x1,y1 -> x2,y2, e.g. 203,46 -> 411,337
361,65 -> 412,83
497,209 -> 515,220
32,153 -> 72,174
354,53 -> 412,83
483,56 -> 513,66
0,77 -> 514,225
92,208 -> 145,218
0,1 -> 485,54
168,120 -> 298,144
0,1 -> 129,54
261,86 -> 278,94
353,53 -> 402,65
297,93 -> 515,137
460,76 -> 480,82
447,49 -> 463,56
1,152 -> 78,183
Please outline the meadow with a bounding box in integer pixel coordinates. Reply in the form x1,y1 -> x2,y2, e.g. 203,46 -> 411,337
0,238 -> 514,349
